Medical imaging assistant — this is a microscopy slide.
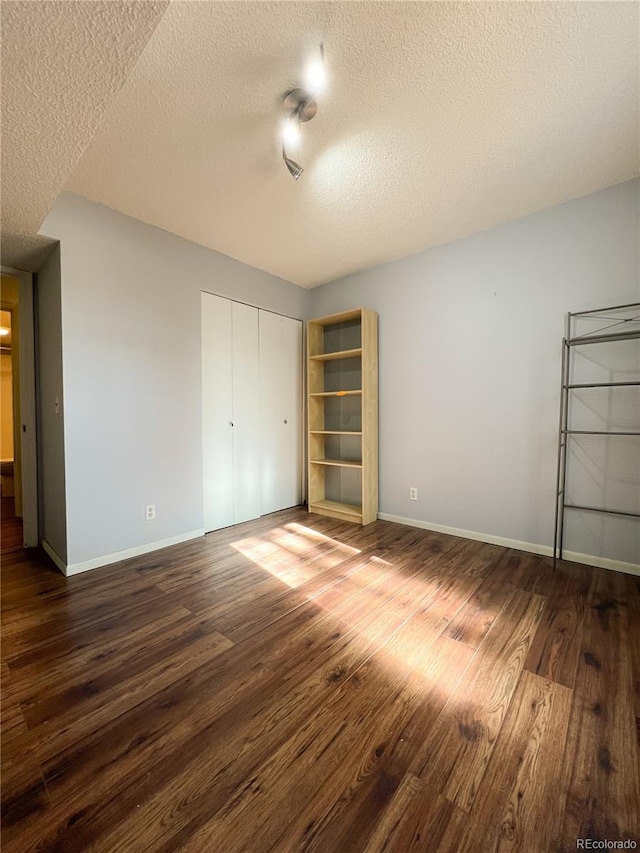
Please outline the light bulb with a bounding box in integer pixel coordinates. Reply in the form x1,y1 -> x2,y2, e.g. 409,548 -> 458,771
282,117 -> 300,148
0,328 -> 9,337
305,58 -> 326,95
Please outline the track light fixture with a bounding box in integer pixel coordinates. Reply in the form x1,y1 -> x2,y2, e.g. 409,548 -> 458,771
281,43 -> 325,180
282,147 -> 304,180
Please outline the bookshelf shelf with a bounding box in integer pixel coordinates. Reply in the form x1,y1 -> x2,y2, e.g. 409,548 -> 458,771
306,308 -> 378,525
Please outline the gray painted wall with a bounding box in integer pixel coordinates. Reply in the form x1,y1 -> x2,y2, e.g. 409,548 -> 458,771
36,244 -> 67,561
40,193 -> 310,566
309,179 -> 640,565
38,181 -> 639,570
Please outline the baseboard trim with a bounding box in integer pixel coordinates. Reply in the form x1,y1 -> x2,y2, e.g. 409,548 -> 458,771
43,529 -> 205,577
559,549 -> 640,576
377,513 -> 640,577
41,539 -> 67,574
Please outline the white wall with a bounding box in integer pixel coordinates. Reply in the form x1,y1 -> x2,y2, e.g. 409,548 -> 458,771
40,193 -> 309,569
309,179 -> 640,568
36,244 -> 68,562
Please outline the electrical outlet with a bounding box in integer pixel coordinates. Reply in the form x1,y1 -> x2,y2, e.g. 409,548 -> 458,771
409,487 -> 418,501
145,504 -> 156,520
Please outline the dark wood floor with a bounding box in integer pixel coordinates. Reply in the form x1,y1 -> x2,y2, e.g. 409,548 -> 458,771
1,497 -> 23,556
1,508 -> 638,852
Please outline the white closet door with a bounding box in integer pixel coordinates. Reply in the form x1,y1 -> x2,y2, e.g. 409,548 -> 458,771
280,316 -> 303,509
201,293 -> 233,532
232,301 -> 261,524
259,311 -> 283,515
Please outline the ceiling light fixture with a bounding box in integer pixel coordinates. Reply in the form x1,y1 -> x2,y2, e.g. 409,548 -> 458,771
282,147 -> 304,180
305,42 -> 326,95
280,42 -> 325,180
282,116 -> 301,148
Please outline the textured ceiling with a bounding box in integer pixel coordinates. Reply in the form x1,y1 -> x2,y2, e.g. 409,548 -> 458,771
1,0 -> 168,270
3,3 -> 639,284
64,1 -> 640,287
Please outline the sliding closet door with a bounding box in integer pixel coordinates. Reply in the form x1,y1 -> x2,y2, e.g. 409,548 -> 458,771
231,301 -> 261,524
259,310 -> 283,515
280,315 -> 303,509
259,310 -> 302,515
201,293 -> 233,532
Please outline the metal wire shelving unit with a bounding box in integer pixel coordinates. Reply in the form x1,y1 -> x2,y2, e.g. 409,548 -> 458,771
553,302 -> 640,567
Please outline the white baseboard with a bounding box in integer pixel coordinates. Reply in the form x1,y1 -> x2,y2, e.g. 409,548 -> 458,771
377,512 -> 640,577
42,539 -> 67,574
559,549 -> 640,576
42,529 -> 205,577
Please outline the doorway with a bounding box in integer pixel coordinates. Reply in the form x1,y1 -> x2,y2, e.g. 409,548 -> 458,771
1,271 -> 37,550
0,308 -> 22,552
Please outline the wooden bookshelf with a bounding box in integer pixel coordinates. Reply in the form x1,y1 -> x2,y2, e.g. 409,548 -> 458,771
310,458 -> 363,468
309,348 -> 363,362
306,307 -> 378,525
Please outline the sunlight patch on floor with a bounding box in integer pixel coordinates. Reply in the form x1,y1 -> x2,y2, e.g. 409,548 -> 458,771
229,522 -> 474,690
231,523 -> 360,588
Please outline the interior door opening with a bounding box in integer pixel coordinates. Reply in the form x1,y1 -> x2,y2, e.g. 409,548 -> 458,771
0,307 -> 22,553
1,270 -> 38,550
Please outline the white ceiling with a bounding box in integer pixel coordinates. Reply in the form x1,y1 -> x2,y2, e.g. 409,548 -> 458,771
3,2 -> 639,285
0,0 -> 168,270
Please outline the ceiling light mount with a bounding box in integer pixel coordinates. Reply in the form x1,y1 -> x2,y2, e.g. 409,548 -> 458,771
282,88 -> 318,124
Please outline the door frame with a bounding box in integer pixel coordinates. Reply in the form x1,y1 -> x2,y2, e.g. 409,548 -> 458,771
1,265 -> 38,547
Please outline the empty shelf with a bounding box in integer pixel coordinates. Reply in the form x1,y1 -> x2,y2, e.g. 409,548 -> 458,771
309,390 -> 362,397
309,348 -> 362,362
310,458 -> 363,468
309,430 -> 363,435
309,499 -> 363,522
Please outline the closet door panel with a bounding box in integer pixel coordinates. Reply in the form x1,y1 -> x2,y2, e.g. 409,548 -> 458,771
201,293 -> 233,532
232,301 -> 261,524
281,316 -> 303,509
259,311 -> 283,516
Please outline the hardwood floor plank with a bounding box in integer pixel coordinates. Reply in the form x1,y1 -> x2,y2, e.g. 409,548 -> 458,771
0,700 -> 28,745
627,573 -> 640,719
2,628 -> 233,790
363,774 -> 467,853
557,570 -> 639,849
447,670 -> 572,852
268,637 -> 474,853
172,647 -> 417,853
38,601 -> 329,808
20,614 -> 229,729
214,550 -> 394,642
4,604 -> 201,704
360,771 -> 425,853
443,550 -> 514,648
3,593 -> 186,666
0,765 -> 50,841
413,589 -> 546,813
524,563 -> 594,688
